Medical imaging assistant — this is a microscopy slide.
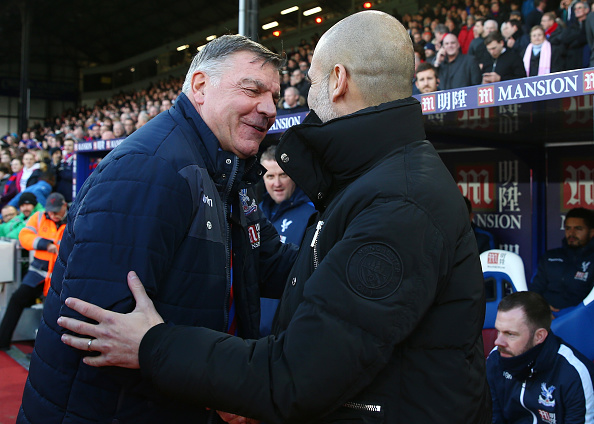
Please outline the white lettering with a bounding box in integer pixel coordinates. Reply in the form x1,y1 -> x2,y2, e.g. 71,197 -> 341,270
475,214 -> 522,229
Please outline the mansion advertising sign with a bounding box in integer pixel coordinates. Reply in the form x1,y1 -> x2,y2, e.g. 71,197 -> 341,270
415,69 -> 594,114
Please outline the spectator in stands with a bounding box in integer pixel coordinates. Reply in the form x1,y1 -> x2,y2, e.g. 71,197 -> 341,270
0,192 -> 67,351
0,158 -> 22,208
524,25 -> 555,75
525,0 -> 547,33
86,123 -> 101,141
101,130 -> 115,140
276,86 -> 308,115
0,193 -> 43,239
434,33 -> 483,89
542,12 -> 566,69
290,68 -> 311,103
9,171 -> 55,209
415,62 -> 440,93
585,5 -> 594,66
469,19 -> 499,70
123,118 -> 135,136
258,145 -> 315,336
433,22 -> 449,48
530,207 -> 594,313
487,291 -> 594,423
502,19 -> 530,56
562,1 -> 589,70
136,111 -> 150,129
21,34 -> 296,424
482,31 -> 526,83
58,11 -> 491,424
0,164 -> 9,201
459,14 -> 476,53
0,204 -> 16,224
113,121 -> 125,138
17,152 -> 41,193
464,196 -> 496,253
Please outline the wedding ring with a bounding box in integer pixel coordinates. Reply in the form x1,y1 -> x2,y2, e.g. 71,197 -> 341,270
87,339 -> 93,351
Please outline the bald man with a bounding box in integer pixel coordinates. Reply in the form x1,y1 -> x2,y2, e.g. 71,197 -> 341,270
59,11 -> 491,424
434,33 -> 483,89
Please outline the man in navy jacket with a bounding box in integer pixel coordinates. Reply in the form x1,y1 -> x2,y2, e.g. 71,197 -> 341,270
531,207 -> 594,313
258,145 -> 315,335
19,35 -> 297,424
487,291 -> 594,423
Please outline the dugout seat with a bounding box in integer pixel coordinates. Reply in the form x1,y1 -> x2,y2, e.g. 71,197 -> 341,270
480,249 -> 528,357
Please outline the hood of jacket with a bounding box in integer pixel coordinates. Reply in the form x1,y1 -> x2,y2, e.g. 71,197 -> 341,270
275,97 -> 426,210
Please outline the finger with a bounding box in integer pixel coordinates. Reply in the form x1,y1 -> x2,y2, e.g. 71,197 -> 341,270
83,355 -> 112,368
61,333 -> 97,352
58,316 -> 100,338
127,271 -> 151,310
65,297 -> 109,322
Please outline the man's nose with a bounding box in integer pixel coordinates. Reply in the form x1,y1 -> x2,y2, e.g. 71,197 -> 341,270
258,93 -> 277,119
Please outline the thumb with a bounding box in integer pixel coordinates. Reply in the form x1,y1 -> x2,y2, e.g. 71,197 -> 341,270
128,271 -> 151,311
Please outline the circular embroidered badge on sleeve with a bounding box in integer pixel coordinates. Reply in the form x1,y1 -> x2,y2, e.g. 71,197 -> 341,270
346,243 -> 403,300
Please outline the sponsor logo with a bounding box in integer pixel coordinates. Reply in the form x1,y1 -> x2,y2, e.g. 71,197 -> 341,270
269,115 -> 302,131
562,161 -> 594,209
457,164 -> 495,211
548,258 -> 563,262
538,383 -> 556,408
478,86 -> 495,105
498,75 -> 578,102
503,371 -> 512,380
538,410 -> 557,424
575,271 -> 589,282
583,70 -> 594,92
202,194 -> 213,207
247,223 -> 260,249
421,94 -> 436,113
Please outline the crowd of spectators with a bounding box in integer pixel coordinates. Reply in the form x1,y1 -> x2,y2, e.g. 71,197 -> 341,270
3,0 -> 594,215
408,0 -> 594,93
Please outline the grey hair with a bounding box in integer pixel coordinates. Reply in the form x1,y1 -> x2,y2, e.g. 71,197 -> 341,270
182,35 -> 284,94
260,145 -> 277,163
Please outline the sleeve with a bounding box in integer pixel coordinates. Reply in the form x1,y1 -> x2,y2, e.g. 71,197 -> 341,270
486,355 -> 505,424
560,365 -> 594,424
59,152 -> 194,319
138,201 -> 450,423
257,216 -> 299,299
18,212 -> 43,250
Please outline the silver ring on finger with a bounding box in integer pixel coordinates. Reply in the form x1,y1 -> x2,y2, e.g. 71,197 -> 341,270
87,338 -> 94,351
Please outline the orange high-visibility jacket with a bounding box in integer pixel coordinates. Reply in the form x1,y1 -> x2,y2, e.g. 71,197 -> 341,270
19,211 -> 66,294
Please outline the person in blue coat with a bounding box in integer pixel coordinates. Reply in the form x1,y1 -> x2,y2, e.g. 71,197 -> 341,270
19,35 -> 297,424
531,207 -> 594,313
487,291 -> 594,423
258,145 -> 315,335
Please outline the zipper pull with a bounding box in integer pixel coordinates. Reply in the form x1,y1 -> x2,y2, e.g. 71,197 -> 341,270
310,220 -> 324,247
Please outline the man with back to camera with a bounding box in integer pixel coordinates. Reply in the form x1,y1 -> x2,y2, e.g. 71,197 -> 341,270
530,207 -> 594,314
258,145 -> 315,335
18,35 -> 297,424
487,291 -> 594,423
58,11 -> 491,424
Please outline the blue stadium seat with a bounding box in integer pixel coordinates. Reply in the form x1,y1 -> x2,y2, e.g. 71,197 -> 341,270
551,287 -> 594,361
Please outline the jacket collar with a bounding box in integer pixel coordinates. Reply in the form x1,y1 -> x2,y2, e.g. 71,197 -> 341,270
276,97 -> 426,210
171,93 -> 263,191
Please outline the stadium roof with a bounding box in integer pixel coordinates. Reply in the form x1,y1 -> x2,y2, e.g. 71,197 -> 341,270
1,0 -> 363,68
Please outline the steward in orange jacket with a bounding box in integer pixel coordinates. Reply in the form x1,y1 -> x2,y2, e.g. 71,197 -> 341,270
0,193 -> 67,350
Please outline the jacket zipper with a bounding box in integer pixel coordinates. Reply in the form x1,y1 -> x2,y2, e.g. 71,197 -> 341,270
223,157 -> 239,332
520,381 -> 538,424
310,220 -> 324,269
343,401 -> 382,413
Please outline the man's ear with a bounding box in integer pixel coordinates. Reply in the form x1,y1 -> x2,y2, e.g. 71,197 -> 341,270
534,328 -> 548,345
330,64 -> 348,103
191,71 -> 208,105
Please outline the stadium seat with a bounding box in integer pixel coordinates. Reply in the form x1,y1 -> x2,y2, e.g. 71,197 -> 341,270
550,287 -> 594,361
480,249 -> 528,356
